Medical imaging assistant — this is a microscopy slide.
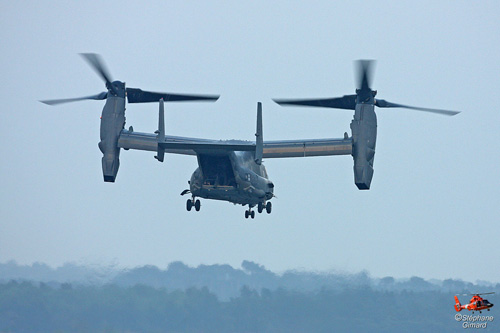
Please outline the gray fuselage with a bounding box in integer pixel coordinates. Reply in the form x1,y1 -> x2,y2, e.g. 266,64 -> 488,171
189,150 -> 274,206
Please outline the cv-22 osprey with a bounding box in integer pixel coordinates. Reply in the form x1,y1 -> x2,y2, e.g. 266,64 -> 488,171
42,55 -> 460,218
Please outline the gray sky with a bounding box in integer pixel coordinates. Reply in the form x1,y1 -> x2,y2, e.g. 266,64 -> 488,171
1,1 -> 499,283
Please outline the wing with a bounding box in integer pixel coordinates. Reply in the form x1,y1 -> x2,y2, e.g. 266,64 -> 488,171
118,129 -> 352,158
118,130 -> 352,158
263,138 -> 352,158
159,141 -> 255,152
118,130 -> 255,156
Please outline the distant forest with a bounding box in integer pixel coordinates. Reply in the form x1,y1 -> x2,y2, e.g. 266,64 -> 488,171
0,261 -> 498,332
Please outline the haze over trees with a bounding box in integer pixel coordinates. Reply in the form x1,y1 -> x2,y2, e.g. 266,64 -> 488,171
0,261 -> 498,332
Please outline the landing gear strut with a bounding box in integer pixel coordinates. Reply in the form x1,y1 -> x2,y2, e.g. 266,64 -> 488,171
257,201 -> 272,214
186,197 -> 201,212
245,206 -> 255,219
265,201 -> 272,214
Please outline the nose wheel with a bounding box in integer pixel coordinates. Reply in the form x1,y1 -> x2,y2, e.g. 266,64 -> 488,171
186,197 -> 201,212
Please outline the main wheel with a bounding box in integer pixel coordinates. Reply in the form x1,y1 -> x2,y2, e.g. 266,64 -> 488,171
186,199 -> 193,211
257,202 -> 264,213
194,199 -> 201,211
266,202 -> 272,214
251,211 -> 255,219
245,210 -> 249,219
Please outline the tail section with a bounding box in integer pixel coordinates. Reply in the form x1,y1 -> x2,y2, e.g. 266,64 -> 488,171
154,98 -> 166,162
454,296 -> 462,312
255,102 -> 263,165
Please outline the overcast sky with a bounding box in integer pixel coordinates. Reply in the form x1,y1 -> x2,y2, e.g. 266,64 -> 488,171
1,1 -> 499,283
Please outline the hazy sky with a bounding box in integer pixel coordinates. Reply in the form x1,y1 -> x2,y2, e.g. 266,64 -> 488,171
1,1 -> 499,283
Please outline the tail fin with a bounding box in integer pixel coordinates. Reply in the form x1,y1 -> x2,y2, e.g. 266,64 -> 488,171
454,296 -> 462,312
155,98 -> 166,162
255,102 -> 263,165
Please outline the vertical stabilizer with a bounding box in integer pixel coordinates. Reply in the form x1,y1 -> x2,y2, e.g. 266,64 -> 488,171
255,102 -> 263,165
454,296 -> 462,312
155,98 -> 165,162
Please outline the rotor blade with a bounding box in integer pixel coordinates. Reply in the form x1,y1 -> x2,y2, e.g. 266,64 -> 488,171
126,88 -> 219,103
40,92 -> 108,105
273,95 -> 356,110
356,60 -> 375,91
80,53 -> 113,87
375,99 -> 460,116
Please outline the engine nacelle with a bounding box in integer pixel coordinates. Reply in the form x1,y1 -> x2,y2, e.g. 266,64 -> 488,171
99,144 -> 120,182
350,104 -> 377,190
98,95 -> 126,182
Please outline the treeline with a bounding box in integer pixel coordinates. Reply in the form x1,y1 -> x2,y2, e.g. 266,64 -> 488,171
1,260 -> 496,301
0,281 -> 469,332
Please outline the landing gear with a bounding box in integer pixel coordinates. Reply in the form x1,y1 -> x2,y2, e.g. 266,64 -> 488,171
245,207 -> 255,219
257,202 -> 272,214
249,201 -> 272,218
257,201 -> 272,214
186,197 -> 201,212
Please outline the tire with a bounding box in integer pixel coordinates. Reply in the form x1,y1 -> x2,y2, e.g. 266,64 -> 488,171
245,211 -> 249,219
186,199 -> 192,211
194,199 -> 201,211
251,211 -> 255,219
257,202 -> 264,213
266,202 -> 272,214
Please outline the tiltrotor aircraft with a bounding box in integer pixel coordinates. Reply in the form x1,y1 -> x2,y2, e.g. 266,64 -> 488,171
42,55 -> 460,218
